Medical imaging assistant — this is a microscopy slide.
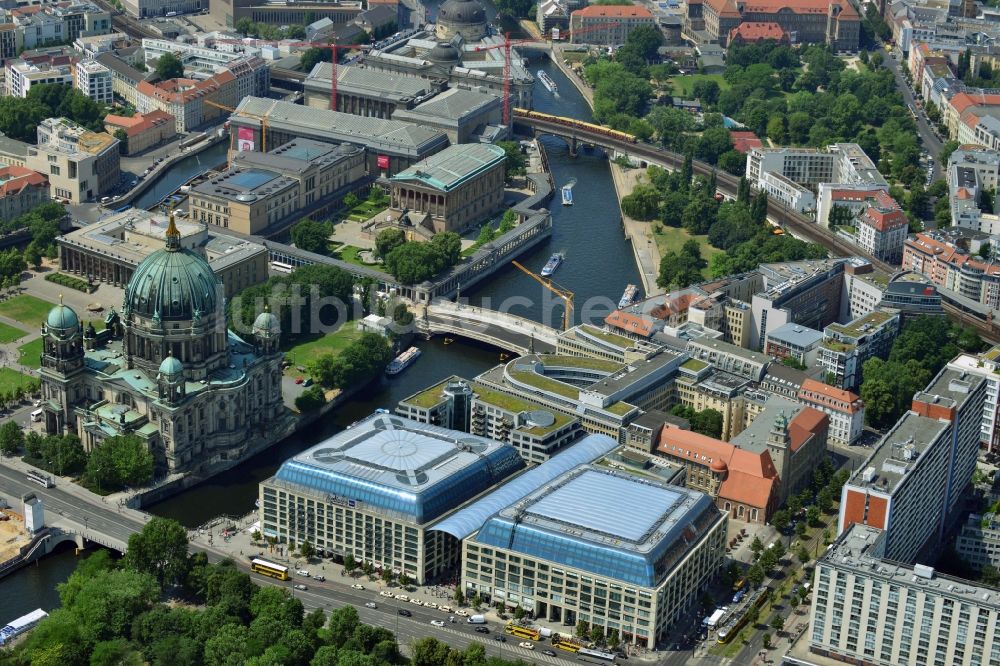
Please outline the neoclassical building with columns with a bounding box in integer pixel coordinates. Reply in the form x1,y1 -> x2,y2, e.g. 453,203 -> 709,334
37,215 -> 285,474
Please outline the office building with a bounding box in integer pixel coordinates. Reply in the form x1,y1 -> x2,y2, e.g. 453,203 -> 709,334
954,512 -> 1000,571
230,97 -> 449,176
854,198 -> 908,264
40,216 -> 285,472
74,59 -> 112,104
673,361 -> 751,442
817,309 -> 900,390
568,4 -> 656,45
0,166 -> 47,221
103,110 -> 176,156
557,323 -> 663,364
388,143 -> 505,234
838,363 -> 987,562
798,379 -> 865,447
124,0 -> 204,18
6,58 -> 73,98
458,465 -> 726,648
796,524 -> 1000,666
26,117 -> 119,203
189,138 -> 366,236
57,207 -> 268,301
475,352 -> 684,442
211,0 -> 363,31
397,376 -> 583,463
948,350 -> 1000,452
903,231 -> 1000,309
260,414 -> 525,584
843,260 -> 890,320
702,0 -> 858,49
816,185 -> 894,229
95,52 -> 147,108
686,337 -> 770,382
764,323 -> 823,367
141,38 -> 248,73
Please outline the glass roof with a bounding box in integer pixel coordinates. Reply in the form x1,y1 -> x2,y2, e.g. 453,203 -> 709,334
429,434 -> 619,540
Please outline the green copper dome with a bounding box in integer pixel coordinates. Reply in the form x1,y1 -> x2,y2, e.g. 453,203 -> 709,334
124,215 -> 220,322
46,302 -> 80,332
159,353 -> 184,377
253,310 -> 280,338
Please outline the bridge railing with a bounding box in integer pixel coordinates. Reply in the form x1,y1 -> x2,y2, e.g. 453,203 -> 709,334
425,302 -> 560,342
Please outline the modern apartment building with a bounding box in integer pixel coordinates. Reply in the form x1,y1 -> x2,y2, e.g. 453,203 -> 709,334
188,138 -> 366,235
74,59 -> 112,104
396,376 -> 584,464
902,231 -> 1000,309
458,465 -> 726,648
764,323 -> 823,367
26,117 -> 119,203
797,524 -> 1000,666
817,309 -> 900,390
798,378 -> 865,447
259,414 -> 525,584
6,59 -> 73,98
838,363 -> 987,562
954,512 -> 1000,571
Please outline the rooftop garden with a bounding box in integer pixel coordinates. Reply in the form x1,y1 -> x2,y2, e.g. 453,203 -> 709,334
579,324 -> 633,350
405,379 -> 451,408
681,358 -> 709,372
508,368 -> 580,400
537,354 -> 621,373
472,383 -> 572,435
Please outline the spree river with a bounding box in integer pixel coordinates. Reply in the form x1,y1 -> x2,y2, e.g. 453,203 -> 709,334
1,56 -> 642,620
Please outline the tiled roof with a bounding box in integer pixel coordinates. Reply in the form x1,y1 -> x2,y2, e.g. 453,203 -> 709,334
788,407 -> 828,453
0,165 -> 46,197
950,92 -> 1000,116
728,21 -> 787,43
799,378 -> 862,414
730,130 -> 763,153
858,201 -> 907,232
604,310 -> 656,338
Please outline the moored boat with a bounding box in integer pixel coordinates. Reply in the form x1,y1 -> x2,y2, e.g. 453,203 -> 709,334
385,346 -> 422,375
618,284 -> 640,309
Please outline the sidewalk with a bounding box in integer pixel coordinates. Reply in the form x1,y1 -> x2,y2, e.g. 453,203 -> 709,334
610,165 -> 663,298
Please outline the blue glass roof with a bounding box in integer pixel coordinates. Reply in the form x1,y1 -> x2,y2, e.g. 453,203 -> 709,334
272,415 -> 524,524
472,467 -> 719,587
228,169 -> 279,190
430,434 -> 619,540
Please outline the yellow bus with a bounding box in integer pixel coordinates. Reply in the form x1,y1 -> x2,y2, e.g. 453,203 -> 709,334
251,558 -> 289,580
504,623 -> 540,641
552,637 -> 582,653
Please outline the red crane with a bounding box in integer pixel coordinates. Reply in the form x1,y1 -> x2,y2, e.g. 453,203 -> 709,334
216,38 -> 369,111
473,23 -> 620,126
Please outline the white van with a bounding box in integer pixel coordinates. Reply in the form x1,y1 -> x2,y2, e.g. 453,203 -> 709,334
467,615 -> 487,624
30,409 -> 43,422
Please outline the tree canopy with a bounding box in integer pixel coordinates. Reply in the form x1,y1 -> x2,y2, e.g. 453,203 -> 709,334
154,52 -> 185,80
382,233 -> 462,284
290,219 -> 333,255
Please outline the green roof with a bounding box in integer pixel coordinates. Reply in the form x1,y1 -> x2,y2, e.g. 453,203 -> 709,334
681,358 -> 709,372
984,346 -> 1000,362
579,324 -> 633,350
404,379 -> 451,408
825,310 -> 896,339
389,143 -> 505,192
605,401 -> 637,416
509,368 -> 580,399
538,354 -> 622,373
821,339 -> 854,353
471,383 -> 573,436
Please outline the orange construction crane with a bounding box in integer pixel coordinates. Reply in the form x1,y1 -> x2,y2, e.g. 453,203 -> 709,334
512,260 -> 574,331
473,23 -> 619,125
216,38 -> 369,111
205,99 -> 272,153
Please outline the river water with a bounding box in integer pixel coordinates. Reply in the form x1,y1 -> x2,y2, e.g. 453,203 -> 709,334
132,139 -> 230,211
2,53 -> 641,618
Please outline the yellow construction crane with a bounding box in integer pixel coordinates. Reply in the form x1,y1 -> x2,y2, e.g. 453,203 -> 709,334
205,99 -> 271,152
512,260 -> 574,331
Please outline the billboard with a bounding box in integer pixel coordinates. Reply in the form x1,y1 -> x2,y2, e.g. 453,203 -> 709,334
237,127 -> 255,152
377,155 -> 390,170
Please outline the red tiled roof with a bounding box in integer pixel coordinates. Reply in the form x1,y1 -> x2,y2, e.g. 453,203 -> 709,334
728,21 -> 787,43
799,378 -> 862,414
950,92 -> 1000,116
738,0 -> 857,16
604,310 -> 656,338
0,165 -> 47,197
788,407 -> 828,453
859,203 -> 907,232
703,0 -> 741,18
572,4 -> 653,17
730,130 -> 763,153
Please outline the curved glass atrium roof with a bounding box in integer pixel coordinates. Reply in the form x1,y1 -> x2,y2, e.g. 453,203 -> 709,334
431,434 -> 619,540
272,414 -> 524,524
473,466 -> 719,587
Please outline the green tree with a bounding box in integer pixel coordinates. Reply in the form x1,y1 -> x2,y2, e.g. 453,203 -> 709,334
496,141 -> 526,178
770,614 -> 784,633
621,183 -> 661,220
123,517 -> 190,587
204,623 -> 262,666
771,509 -> 790,532
398,572 -> 410,587
300,48 -> 331,73
453,587 -> 465,606
806,505 -> 821,527
295,385 -> 325,413
411,637 -> 451,666
374,228 -> 405,259
746,562 -> 765,588
154,52 -> 184,80
326,605 -> 360,647
40,434 -> 87,476
750,536 -> 765,557
300,539 -> 314,559
475,223 -> 495,246
576,620 -> 590,639
290,219 -> 333,255
797,545 -> 811,565
0,420 -> 24,455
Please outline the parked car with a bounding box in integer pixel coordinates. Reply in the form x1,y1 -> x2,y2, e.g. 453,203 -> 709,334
295,570 -> 310,577
313,575 -> 325,582
351,584 -> 365,590
455,609 -> 470,617
380,590 -> 394,597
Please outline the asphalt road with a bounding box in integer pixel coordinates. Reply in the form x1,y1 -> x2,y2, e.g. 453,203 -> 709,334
882,47 -> 944,175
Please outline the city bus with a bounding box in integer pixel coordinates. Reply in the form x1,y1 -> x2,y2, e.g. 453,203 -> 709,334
552,637 -> 582,653
579,647 -> 616,662
250,558 -> 289,580
26,470 -> 54,488
270,261 -> 294,274
504,623 -> 540,641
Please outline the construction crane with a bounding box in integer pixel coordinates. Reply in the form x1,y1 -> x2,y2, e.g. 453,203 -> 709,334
215,38 -> 369,111
512,260 -> 574,331
473,23 -> 620,125
205,99 -> 272,153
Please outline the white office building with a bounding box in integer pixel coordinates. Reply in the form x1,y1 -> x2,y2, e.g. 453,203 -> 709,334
75,59 -> 112,104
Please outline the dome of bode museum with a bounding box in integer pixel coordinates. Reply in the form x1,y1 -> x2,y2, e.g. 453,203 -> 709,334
435,0 -> 487,41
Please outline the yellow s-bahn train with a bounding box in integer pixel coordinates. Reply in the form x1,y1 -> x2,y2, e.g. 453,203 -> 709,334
513,108 -> 638,144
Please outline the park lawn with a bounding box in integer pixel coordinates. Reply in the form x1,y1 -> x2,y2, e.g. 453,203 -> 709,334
0,367 -> 37,395
667,74 -> 731,97
562,50 -> 587,63
0,295 -> 55,328
333,245 -> 371,267
653,226 -> 724,278
18,337 -> 42,366
282,324 -> 365,377
0,321 -> 27,343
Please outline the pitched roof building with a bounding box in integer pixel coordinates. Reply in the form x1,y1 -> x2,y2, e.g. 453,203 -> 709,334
702,0 -> 858,49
